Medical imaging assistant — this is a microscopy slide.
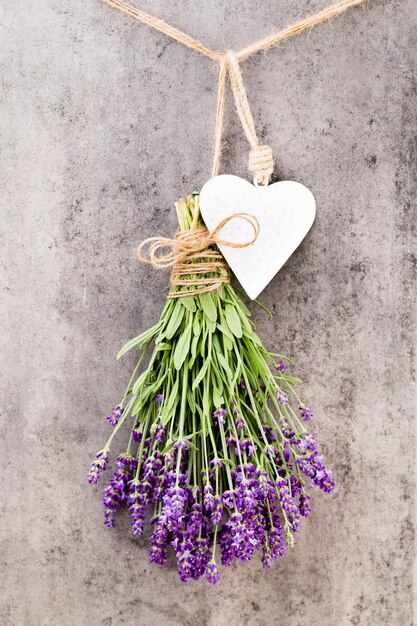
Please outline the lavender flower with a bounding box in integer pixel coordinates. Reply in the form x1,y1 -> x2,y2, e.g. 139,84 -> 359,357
89,200 -> 336,584
299,405 -> 314,422
132,420 -> 142,443
128,479 -> 147,535
149,518 -> 169,566
102,454 -> 137,528
106,404 -> 123,427
211,497 -> 223,526
277,389 -> 289,405
206,560 -> 220,584
87,449 -> 109,484
276,478 -> 301,533
162,485 -> 188,521
212,408 -> 226,425
296,451 -> 336,493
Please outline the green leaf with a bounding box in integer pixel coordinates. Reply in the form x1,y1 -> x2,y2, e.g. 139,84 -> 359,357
192,359 -> 210,390
206,317 -> 216,333
117,321 -> 162,359
165,303 -> 185,340
213,385 -> 224,408
193,313 -> 201,336
237,307 -> 253,333
186,388 -> 196,413
173,324 -> 192,370
154,342 -> 172,352
161,378 -> 179,425
235,294 -> 252,317
184,439 -> 199,452
199,292 -> 217,323
216,352 -> 233,380
216,322 -> 234,341
181,296 -> 197,312
212,333 -> 222,354
190,334 -> 199,359
131,370 -> 149,396
224,304 -> 242,338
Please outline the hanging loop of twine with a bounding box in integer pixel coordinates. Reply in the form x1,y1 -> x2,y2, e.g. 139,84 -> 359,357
100,0 -> 365,182
100,0 -> 365,294
137,213 -> 260,297
218,51 -> 274,185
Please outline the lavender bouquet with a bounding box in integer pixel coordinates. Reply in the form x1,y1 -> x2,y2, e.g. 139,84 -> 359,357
88,193 -> 335,584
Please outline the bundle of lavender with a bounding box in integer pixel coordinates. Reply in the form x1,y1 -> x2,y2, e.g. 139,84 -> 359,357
88,193 -> 335,584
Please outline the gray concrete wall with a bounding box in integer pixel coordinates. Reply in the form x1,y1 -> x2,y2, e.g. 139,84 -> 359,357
1,1 -> 416,624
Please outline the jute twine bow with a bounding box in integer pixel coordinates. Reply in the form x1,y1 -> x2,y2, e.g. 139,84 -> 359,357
137,213 -> 260,297
100,0 -> 365,295
99,0 -> 365,184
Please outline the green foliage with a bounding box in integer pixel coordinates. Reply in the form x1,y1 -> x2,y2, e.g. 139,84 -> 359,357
103,194 -> 306,523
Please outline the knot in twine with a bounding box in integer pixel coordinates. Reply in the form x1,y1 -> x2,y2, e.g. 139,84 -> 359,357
248,144 -> 274,184
212,50 -> 274,185
137,213 -> 260,297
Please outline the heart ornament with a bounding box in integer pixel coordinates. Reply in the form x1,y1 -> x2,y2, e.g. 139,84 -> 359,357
199,174 -> 316,300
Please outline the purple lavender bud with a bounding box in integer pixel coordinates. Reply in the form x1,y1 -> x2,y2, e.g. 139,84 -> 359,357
238,379 -> 246,389
277,482 -> 301,533
173,439 -> 189,451
155,422 -> 166,443
193,538 -> 211,580
280,417 -> 295,439
155,393 -> 164,404
187,503 -> 203,536
149,518 -> 169,566
210,458 -> 223,468
87,449 -> 109,484
176,537 -> 195,583
132,428 -> 142,443
221,490 -> 235,508
106,404 -> 124,427
203,484 -> 215,511
104,508 -> 115,528
299,493 -> 311,517
226,434 -> 236,447
131,419 -> 141,443
277,389 -> 289,405
276,360 -> 287,372
162,485 -> 187,521
206,560 -> 220,584
299,405 -> 314,422
212,408 -> 227,425
211,497 -> 223,526
235,415 -> 246,431
240,439 -> 257,457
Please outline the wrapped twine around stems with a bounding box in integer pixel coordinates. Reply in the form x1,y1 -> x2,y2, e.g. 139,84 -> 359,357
137,213 -> 260,297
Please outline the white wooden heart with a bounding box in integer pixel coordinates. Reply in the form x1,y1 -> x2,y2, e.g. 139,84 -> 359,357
199,174 -> 316,300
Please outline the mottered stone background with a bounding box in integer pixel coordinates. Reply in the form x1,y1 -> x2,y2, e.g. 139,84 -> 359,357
1,0 -> 415,624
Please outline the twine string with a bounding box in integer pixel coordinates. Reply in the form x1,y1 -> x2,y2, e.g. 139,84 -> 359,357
100,0 -> 365,295
137,213 -> 260,296
99,0 -> 364,181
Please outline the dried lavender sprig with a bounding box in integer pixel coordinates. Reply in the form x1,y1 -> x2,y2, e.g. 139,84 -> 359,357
88,193 -> 335,584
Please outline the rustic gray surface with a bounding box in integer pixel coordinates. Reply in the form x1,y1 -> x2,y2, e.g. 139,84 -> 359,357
1,0 -> 416,624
